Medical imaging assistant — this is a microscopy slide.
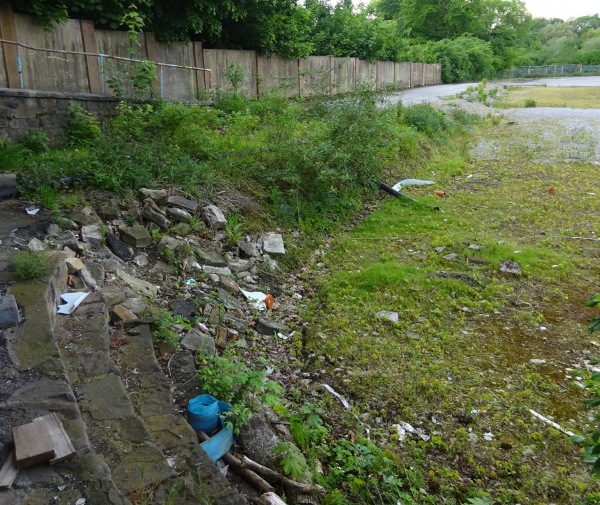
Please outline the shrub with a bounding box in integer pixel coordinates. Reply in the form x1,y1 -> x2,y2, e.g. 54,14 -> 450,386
61,105 -> 101,147
21,128 -> 50,154
402,104 -> 449,135
524,99 -> 537,108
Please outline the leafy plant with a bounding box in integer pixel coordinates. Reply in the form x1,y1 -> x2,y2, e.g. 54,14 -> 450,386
524,98 -> 537,108
225,213 -> 244,244
272,441 -> 308,479
21,128 -> 50,154
151,309 -> 191,348
197,354 -> 282,433
10,250 -> 52,280
0,137 -> 28,170
61,105 -> 101,147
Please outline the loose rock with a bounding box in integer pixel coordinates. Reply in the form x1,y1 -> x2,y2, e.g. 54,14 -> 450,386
106,233 -> 133,261
202,204 -> 227,229
499,259 -> 522,276
261,233 -> 285,256
119,225 -> 152,248
168,195 -> 198,213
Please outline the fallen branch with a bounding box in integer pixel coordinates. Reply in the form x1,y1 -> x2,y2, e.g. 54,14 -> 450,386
197,431 -> 274,493
239,455 -> 326,496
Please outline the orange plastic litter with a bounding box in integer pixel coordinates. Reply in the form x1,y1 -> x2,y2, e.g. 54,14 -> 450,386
264,294 -> 274,310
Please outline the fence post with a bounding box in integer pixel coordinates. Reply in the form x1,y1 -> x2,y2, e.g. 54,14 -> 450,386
193,42 -> 207,93
79,20 -> 101,94
0,6 -> 20,89
144,33 -> 161,97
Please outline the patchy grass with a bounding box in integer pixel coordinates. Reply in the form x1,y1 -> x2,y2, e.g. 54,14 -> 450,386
496,86 -> 600,109
298,116 -> 600,503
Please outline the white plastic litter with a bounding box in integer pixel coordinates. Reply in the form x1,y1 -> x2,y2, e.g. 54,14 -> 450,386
240,289 -> 268,311
391,179 -> 436,192
528,408 -> 574,437
320,384 -> 350,409
483,432 -> 494,441
57,292 -> 90,315
393,421 -> 430,442
26,207 -> 40,215
75,499 -> 86,505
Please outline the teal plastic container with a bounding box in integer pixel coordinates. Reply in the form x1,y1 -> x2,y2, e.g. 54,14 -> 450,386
187,394 -> 220,433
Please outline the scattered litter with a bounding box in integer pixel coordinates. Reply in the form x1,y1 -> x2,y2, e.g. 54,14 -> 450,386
264,293 -> 274,310
539,326 -> 547,331
240,289 -> 268,311
483,432 -> 494,441
320,384 -> 350,410
393,422 -> 430,442
467,174 -> 474,178
431,416 -> 440,425
528,408 -> 574,437
391,178 -> 436,192
75,499 -> 86,505
548,187 -> 555,194
185,279 -> 198,286
167,457 -> 176,468
468,244 -> 484,250
276,332 -> 290,340
216,459 -> 229,476
26,207 -> 40,215
0,450 -> 18,489
434,246 -> 446,253
529,358 -> 546,365
552,264 -> 559,269
376,310 -> 399,323
433,190 -> 446,197
587,192 -> 596,195
187,395 -> 234,461
57,292 -> 90,315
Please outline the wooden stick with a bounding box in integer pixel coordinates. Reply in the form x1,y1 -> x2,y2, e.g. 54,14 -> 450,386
197,431 -> 274,493
239,455 -> 326,496
259,492 -> 287,505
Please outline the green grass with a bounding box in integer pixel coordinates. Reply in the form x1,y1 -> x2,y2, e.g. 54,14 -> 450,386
10,250 -> 53,280
496,86 -> 600,109
296,120 -> 600,503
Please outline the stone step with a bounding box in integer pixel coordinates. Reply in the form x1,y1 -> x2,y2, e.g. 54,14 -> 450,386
1,258 -> 128,505
56,292 -> 246,504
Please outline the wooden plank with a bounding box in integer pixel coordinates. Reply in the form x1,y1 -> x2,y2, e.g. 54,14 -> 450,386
12,421 -> 55,469
194,42 -> 207,92
80,19 -> 101,94
0,450 -> 18,489
33,413 -> 75,464
144,32 -> 160,96
0,5 -> 20,88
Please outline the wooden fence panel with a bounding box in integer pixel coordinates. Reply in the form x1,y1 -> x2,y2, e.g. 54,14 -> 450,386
394,62 -> 411,88
332,57 -> 355,94
256,55 -> 299,97
377,61 -> 395,90
411,62 -> 424,87
299,56 -> 331,97
0,40 -> 7,88
203,49 -> 257,98
14,14 -> 89,93
155,41 -> 197,101
0,6 -> 18,88
355,60 -> 376,86
96,30 -> 147,97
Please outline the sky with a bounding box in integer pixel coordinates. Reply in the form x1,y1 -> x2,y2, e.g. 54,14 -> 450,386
522,0 -> 599,20
345,0 -> 599,20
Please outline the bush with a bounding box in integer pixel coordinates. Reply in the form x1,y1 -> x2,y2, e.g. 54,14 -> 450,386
524,98 -> 537,108
402,104 -> 449,135
21,128 -> 50,154
61,105 -> 101,147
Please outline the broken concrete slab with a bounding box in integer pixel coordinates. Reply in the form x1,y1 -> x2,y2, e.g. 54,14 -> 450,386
116,270 -> 158,298
110,304 -> 138,323
81,225 -> 103,248
139,188 -> 168,205
166,207 -> 192,223
202,205 -> 227,229
106,234 -> 132,262
118,225 -> 152,248
261,233 -> 285,256
0,295 -> 20,329
181,330 -> 216,356
142,204 -> 171,229
27,237 -> 45,251
167,195 -> 198,213
79,375 -> 135,421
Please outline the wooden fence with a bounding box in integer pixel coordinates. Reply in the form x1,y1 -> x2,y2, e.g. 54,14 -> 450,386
0,7 -> 442,101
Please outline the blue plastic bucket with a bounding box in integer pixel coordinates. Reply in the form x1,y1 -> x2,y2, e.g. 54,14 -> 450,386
187,394 -> 220,433
200,401 -> 234,461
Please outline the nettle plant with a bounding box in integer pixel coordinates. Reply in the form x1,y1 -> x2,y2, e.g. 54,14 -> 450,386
105,7 -> 156,99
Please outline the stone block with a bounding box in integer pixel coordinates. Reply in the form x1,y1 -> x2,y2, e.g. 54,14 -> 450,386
202,205 -> 227,229
167,195 -> 198,213
119,225 -> 152,248
0,295 -> 20,328
261,233 -> 285,256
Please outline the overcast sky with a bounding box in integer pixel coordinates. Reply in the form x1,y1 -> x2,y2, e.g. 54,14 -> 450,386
523,0 -> 599,19
347,0 -> 599,20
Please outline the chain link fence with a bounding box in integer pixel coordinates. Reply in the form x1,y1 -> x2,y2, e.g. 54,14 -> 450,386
499,65 -> 600,79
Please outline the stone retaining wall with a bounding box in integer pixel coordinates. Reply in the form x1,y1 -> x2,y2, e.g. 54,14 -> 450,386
0,88 -> 120,142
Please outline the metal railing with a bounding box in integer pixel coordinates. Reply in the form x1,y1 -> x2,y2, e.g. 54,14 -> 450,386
499,64 -> 600,79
